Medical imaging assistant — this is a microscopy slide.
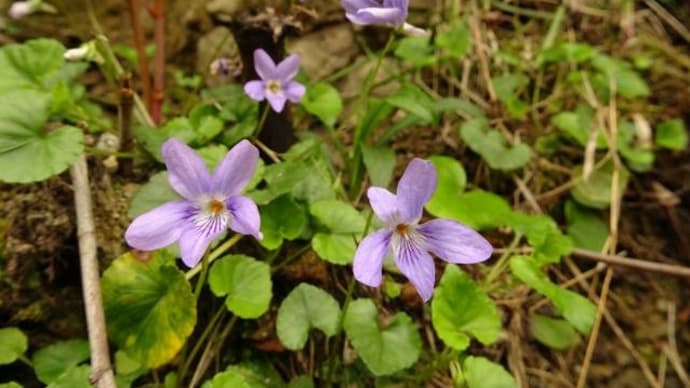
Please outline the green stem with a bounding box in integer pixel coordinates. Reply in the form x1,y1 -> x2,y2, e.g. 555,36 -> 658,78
185,234 -> 242,280
254,103 -> 272,138
484,233 -> 522,287
178,306 -> 226,382
348,32 -> 397,200
193,253 -> 210,301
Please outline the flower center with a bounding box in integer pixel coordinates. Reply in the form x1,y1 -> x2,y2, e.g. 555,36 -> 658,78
266,80 -> 282,94
396,223 -> 410,237
209,199 -> 225,215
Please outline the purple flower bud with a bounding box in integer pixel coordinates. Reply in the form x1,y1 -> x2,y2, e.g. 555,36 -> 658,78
341,0 -> 427,35
243,49 -> 306,113
353,158 -> 493,302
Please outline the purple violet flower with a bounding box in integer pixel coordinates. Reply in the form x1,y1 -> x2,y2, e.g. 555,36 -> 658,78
353,158 -> 493,302
243,49 -> 305,113
341,0 -> 427,36
125,138 -> 262,268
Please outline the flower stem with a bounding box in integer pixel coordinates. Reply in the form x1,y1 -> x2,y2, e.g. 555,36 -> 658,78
348,32 -> 397,200
193,253 -> 209,301
484,233 -> 521,287
185,234 -> 242,280
254,103 -> 272,139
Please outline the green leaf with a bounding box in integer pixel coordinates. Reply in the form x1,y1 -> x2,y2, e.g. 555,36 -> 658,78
436,20 -> 471,57
102,251 -> 196,368
394,36 -> 436,67
287,376 -> 314,388
208,255 -> 272,319
571,161 -> 630,209
462,356 -> 518,388
0,90 -> 84,183
538,42 -> 596,64
0,39 -> 66,91
591,55 -> 650,99
46,365 -> 91,388
565,200 -> 608,252
492,73 -> 529,119
550,105 -> 607,149
259,195 -> 307,250
460,118 -> 531,170
301,83 -> 342,127
433,97 -> 485,119
311,233 -> 356,265
127,172 -> 180,218
431,266 -> 501,351
32,339 -> 90,384
361,145 -> 396,188
0,382 -> 23,388
309,200 -> 365,234
507,212 -> 573,265
343,299 -> 421,376
202,362 -> 283,388
276,283 -> 341,350
617,121 -> 654,172
529,314 -> 580,350
426,189 -> 513,230
386,83 -> 435,123
0,328 -> 28,365
510,256 -> 596,334
426,156 -> 467,216
655,119 -> 688,151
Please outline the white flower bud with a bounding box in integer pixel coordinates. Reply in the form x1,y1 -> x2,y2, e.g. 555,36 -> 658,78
64,46 -> 89,61
8,1 -> 33,19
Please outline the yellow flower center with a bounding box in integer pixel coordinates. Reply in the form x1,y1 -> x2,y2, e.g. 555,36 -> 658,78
266,80 -> 282,94
209,199 -> 225,215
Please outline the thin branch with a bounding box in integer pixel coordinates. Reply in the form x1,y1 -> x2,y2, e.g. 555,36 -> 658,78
151,0 -> 165,125
70,155 -> 116,388
572,248 -> 690,278
127,0 -> 153,112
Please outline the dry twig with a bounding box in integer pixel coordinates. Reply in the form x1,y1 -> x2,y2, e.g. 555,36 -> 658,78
70,156 -> 116,388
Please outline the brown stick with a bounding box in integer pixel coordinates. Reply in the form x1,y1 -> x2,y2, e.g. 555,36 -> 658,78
118,74 -> 135,176
151,0 -> 165,125
572,248 -> 690,278
126,0 -> 152,113
70,156 -> 116,388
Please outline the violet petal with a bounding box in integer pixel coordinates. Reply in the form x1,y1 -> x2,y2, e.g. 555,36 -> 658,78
244,80 -> 266,101
367,187 -> 400,225
284,81 -> 306,103
161,139 -> 212,200
211,139 -> 259,197
418,219 -> 493,264
396,158 -> 437,222
253,49 -> 277,80
178,225 -> 218,268
266,93 -> 288,113
276,54 -> 300,83
125,200 -> 191,251
226,195 -> 263,240
353,228 -> 392,287
393,237 -> 436,302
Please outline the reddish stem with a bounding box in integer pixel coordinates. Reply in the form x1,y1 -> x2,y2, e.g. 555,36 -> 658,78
126,0 -> 152,114
151,0 -> 165,125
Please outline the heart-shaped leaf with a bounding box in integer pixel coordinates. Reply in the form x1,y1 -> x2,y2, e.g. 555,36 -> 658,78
0,39 -> 66,91
432,266 -> 501,351
46,365 -> 91,388
259,195 -> 307,250
436,20 -> 471,57
311,233 -> 356,265
510,256 -> 596,334
460,118 -> 531,171
655,119 -> 688,151
208,255 -> 272,319
102,251 -> 196,368
32,339 -> 90,385
0,90 -> 83,183
361,145 -> 396,188
426,156 -> 467,216
343,299 -> 421,376
529,314 -> 580,350
0,328 -> 27,365
276,283 -> 341,350
425,189 -> 513,230
462,356 -> 518,388
310,200 -> 365,234
565,200 -> 608,252
301,82 -> 342,128
571,161 -> 629,209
